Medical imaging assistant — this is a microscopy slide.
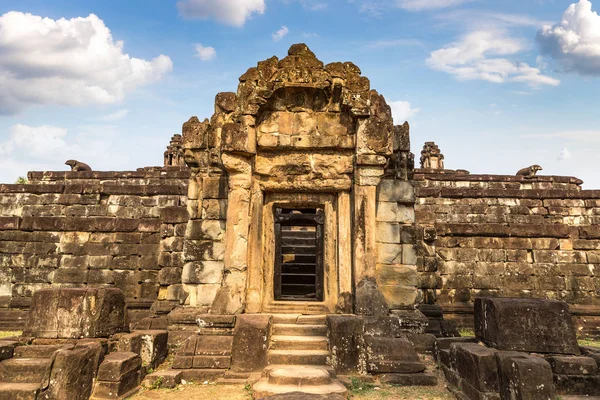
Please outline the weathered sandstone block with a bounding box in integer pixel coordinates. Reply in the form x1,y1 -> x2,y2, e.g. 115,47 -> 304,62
24,288 -> 127,339
474,297 -> 580,355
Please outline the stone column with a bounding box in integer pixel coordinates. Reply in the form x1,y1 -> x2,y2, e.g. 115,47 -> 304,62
245,181 -> 264,313
210,154 -> 252,314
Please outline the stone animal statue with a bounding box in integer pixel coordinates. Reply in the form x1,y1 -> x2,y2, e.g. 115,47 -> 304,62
516,164 -> 542,178
65,159 -> 92,172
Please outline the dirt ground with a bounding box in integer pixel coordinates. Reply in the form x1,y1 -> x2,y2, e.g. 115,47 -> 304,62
129,381 -> 454,400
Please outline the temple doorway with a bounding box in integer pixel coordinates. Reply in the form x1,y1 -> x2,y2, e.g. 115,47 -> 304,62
274,208 -> 324,301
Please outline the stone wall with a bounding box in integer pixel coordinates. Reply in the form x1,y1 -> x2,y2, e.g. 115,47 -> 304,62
376,179 -> 420,310
414,171 -> 600,336
0,167 -> 189,330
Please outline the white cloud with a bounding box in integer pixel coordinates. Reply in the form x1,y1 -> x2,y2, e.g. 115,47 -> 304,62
389,100 -> 421,123
426,30 -> 560,87
537,0 -> 600,75
0,12 -> 172,115
99,109 -> 129,122
0,123 -> 138,183
272,26 -> 290,42
558,147 -> 572,160
177,0 -> 266,26
195,44 -> 217,61
0,125 -> 71,161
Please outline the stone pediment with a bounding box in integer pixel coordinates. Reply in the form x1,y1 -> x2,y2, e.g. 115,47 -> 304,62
182,43 -> 396,172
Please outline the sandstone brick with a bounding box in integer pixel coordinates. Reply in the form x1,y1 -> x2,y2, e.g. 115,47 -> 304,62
186,220 -> 225,241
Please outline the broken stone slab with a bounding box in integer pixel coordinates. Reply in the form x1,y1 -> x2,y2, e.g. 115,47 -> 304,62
355,278 -> 389,316
452,343 -> 499,394
230,314 -> 271,373
496,352 -> 556,400
554,374 -> 600,396
364,336 -> 422,363
40,342 -> 103,400
141,370 -> 182,389
546,355 -> 599,375
96,352 -> 141,382
91,352 -> 141,400
326,315 -> 364,375
474,297 -> 580,355
167,308 -> 235,327
137,330 -> 168,369
0,341 -> 17,362
24,288 -> 127,339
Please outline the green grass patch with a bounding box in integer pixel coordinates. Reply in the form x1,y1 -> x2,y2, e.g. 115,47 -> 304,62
579,338 -> 600,348
458,328 -> 475,337
0,331 -> 21,339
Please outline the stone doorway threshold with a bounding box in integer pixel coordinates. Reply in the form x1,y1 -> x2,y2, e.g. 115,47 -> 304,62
261,302 -> 331,315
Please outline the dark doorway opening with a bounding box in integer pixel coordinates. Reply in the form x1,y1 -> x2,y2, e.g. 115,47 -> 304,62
274,207 -> 324,301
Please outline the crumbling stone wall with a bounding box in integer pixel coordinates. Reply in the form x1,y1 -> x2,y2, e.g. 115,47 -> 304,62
414,171 -> 600,335
0,167 -> 189,330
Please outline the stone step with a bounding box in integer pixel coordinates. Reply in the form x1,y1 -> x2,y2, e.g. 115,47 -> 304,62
268,366 -> 332,386
296,315 -> 326,325
13,345 -> 70,359
272,324 -> 327,337
267,350 -> 329,366
271,314 -> 301,324
0,358 -> 51,384
262,364 -> 336,379
253,378 -> 347,399
270,335 -> 328,351
0,382 -> 40,400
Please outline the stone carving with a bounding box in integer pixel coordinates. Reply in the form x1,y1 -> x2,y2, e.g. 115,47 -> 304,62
179,43 -> 398,314
386,122 -> 415,180
516,164 -> 542,178
419,142 -> 444,170
164,134 -> 185,167
65,159 -> 92,172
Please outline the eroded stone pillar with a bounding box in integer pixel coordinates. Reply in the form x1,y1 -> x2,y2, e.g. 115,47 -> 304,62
211,153 -> 252,314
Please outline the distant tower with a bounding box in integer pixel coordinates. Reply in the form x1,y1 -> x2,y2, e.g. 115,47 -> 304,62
420,142 -> 445,170
164,134 -> 185,167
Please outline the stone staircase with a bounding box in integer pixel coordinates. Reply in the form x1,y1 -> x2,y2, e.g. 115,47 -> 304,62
253,315 -> 347,398
0,343 -> 69,400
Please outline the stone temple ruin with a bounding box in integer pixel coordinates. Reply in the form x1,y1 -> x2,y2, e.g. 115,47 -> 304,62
0,44 -> 599,399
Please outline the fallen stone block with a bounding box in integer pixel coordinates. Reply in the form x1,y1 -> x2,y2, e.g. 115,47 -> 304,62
137,330 -> 168,369
39,342 -> 103,400
96,352 -> 141,383
230,314 -> 271,373
141,370 -> 182,389
497,352 -> 556,400
554,374 -> 600,396
91,352 -> 141,399
0,341 -> 17,362
453,343 -> 499,394
326,315 -> 364,375
24,288 -> 127,339
474,297 -> 579,355
546,355 -> 598,375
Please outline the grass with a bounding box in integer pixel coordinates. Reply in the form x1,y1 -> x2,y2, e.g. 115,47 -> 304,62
0,331 -> 21,339
458,328 -> 475,337
579,338 -> 600,348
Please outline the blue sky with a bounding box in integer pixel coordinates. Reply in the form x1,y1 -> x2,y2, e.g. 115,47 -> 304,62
1,0 -> 600,187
